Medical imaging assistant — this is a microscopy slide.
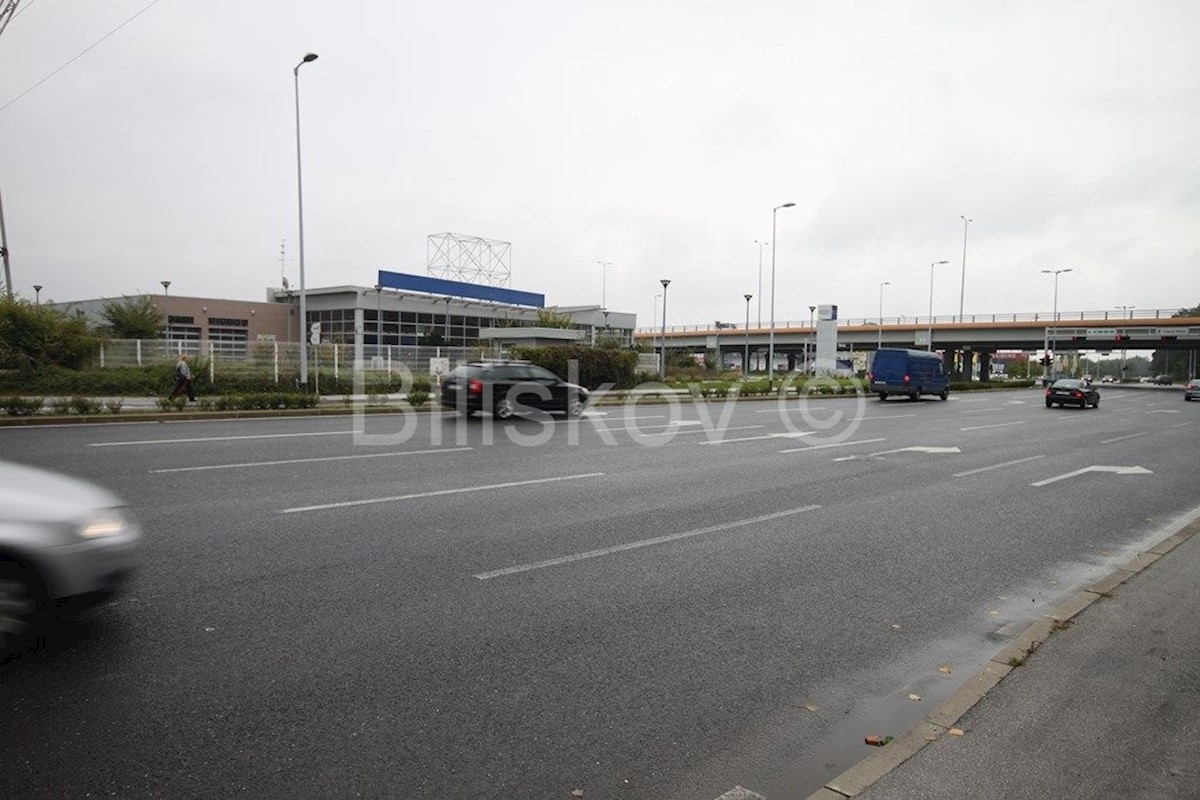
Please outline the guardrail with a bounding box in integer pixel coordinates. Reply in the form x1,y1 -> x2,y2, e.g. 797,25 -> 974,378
635,309 -> 1188,334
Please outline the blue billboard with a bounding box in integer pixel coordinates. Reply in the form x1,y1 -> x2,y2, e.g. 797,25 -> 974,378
376,271 -> 544,308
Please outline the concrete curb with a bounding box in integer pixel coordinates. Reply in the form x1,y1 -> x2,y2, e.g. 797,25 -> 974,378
806,516 -> 1200,799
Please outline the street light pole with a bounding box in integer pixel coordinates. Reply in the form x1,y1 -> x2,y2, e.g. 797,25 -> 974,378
1115,304 -> 1133,380
754,239 -> 767,328
744,293 -> 753,376
806,304 -> 816,373
958,215 -> 971,322
768,202 -> 795,387
293,52 -> 318,389
596,260 -> 611,308
878,281 -> 890,350
659,279 -> 671,381
928,260 -> 950,352
1041,268 -> 1073,380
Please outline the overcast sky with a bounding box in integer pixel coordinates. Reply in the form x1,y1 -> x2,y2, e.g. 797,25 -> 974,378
1,0 -> 1197,328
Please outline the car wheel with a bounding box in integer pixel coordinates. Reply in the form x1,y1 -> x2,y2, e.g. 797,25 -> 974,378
565,398 -> 586,418
493,397 -> 515,420
939,389 -> 949,401
1093,398 -> 1100,408
1045,400 -> 1053,408
0,562 -> 41,657
878,392 -> 888,401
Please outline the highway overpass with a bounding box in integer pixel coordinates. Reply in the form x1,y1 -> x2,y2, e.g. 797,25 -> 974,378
633,308 -> 1200,375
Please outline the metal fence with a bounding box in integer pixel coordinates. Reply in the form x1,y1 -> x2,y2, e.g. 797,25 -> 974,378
93,340 -> 502,382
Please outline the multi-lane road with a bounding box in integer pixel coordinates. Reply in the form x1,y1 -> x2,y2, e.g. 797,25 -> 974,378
2,386 -> 1197,798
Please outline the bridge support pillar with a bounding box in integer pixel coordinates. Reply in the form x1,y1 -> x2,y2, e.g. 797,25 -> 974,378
978,351 -> 993,380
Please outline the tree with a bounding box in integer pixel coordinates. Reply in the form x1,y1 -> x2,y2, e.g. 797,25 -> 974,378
0,295 -> 98,371
101,295 -> 163,339
535,309 -> 575,329
1172,303 -> 1200,318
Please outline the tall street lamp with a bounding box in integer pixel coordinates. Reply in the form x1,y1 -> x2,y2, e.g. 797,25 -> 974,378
928,260 -> 950,352
1115,304 -> 1133,379
754,239 -> 768,328
1041,268 -> 1073,380
33,284 -> 42,305
958,215 -> 972,322
743,293 -> 753,375
878,281 -> 890,350
768,202 -> 795,386
596,260 -> 611,308
659,279 -> 671,380
294,51 -> 318,388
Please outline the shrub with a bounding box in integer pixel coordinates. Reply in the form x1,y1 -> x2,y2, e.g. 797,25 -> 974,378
156,397 -> 186,411
2,396 -> 43,416
104,398 -> 124,414
407,389 -> 429,407
70,396 -> 105,415
511,346 -> 639,390
50,397 -> 72,414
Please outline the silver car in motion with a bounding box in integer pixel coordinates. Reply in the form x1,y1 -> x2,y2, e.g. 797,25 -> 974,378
0,461 -> 141,656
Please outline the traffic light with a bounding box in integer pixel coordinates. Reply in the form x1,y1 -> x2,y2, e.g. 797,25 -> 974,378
1040,354 -> 1053,366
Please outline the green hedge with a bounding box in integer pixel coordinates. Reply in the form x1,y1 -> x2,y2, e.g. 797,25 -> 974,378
0,365 -> 411,396
511,346 -> 639,390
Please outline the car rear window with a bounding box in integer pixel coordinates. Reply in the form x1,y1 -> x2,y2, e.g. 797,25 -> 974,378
447,365 -> 482,379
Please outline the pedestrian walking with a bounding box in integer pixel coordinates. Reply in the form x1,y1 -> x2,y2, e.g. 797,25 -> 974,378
170,354 -> 196,402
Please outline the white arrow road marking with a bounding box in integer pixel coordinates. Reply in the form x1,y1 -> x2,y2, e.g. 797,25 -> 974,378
871,446 -> 962,456
1031,466 -> 1153,487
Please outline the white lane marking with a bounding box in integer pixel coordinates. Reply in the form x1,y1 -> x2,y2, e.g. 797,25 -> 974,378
779,437 -> 887,454
281,472 -> 604,514
1100,432 -> 1149,444
956,397 -> 992,403
150,446 -> 472,473
953,454 -> 1046,477
669,420 -> 704,427
872,446 -> 961,455
755,406 -> 828,413
1031,465 -> 1153,487
959,407 -> 1003,414
1148,410 -> 1181,415
473,504 -> 821,580
1172,421 -> 1195,428
638,425 -> 763,437
859,414 -> 917,421
960,421 -> 1026,432
697,431 -> 814,446
92,430 -> 352,447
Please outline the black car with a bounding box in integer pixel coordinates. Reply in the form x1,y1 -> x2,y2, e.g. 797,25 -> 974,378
1045,378 -> 1100,409
440,360 -> 589,419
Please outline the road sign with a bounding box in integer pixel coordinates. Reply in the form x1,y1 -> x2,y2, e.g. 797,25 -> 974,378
309,322 -> 321,346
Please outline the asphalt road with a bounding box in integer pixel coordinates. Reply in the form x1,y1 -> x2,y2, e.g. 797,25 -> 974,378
1,386 -> 1197,799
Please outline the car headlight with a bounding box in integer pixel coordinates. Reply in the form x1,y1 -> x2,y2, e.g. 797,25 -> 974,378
78,508 -> 130,539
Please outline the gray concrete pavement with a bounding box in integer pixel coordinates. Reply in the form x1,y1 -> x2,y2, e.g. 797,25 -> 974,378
853,515 -> 1200,800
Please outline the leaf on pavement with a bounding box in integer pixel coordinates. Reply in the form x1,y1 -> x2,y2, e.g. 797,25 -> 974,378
938,665 -> 953,674
949,727 -> 965,737
907,693 -> 922,702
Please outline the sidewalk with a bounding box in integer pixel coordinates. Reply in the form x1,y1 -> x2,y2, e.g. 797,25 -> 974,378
809,515 -> 1200,799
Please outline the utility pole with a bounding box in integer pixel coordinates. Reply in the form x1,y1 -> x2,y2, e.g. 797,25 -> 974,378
0,2 -> 22,299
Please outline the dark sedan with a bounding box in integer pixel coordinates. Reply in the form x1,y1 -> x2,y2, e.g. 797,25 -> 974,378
440,360 -> 589,419
1045,378 -> 1100,409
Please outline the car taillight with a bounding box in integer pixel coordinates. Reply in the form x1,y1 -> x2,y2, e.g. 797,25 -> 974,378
1073,390 -> 1083,398
468,379 -> 483,395
867,372 -> 874,383
903,374 -> 911,385
1044,387 -> 1052,396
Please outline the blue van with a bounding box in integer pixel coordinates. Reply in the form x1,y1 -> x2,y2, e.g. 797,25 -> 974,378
868,348 -> 949,401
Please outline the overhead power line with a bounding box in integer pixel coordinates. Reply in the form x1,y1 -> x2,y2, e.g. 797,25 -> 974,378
0,0 -> 163,114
